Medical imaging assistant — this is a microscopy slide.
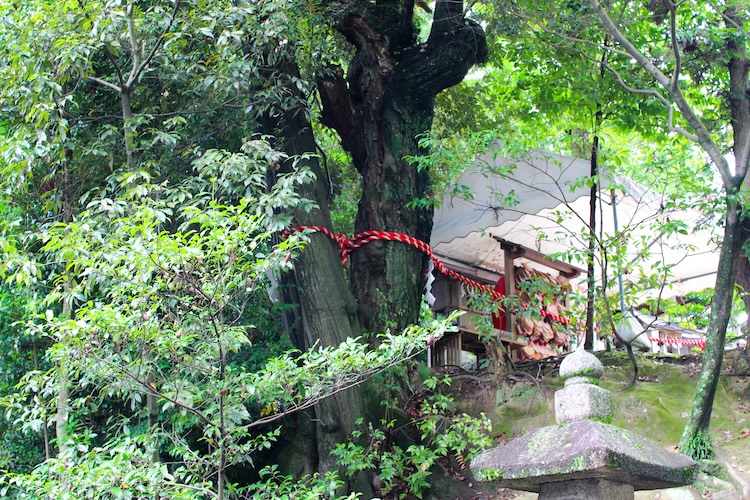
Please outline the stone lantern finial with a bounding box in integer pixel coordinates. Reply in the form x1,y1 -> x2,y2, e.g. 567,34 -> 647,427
559,342 -> 603,385
555,344 -> 612,423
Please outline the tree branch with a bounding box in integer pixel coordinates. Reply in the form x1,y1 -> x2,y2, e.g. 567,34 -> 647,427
106,350 -> 217,429
592,57 -> 700,142
588,0 -> 733,187
86,76 -> 122,93
666,0 -> 681,94
317,66 -> 366,172
336,13 -> 392,74
391,2 -> 487,101
244,346 -> 429,430
127,0 -> 181,88
76,0 -> 125,86
709,2 -> 748,35
518,16 -> 700,143
125,1 -> 141,87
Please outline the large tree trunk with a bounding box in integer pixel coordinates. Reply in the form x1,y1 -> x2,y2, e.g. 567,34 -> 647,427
319,0 -> 488,332
265,1 -> 486,492
261,65 -> 371,493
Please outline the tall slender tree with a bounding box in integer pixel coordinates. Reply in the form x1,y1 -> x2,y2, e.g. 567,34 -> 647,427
585,0 -> 749,458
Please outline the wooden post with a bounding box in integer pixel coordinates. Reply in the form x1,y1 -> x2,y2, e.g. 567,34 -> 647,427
501,241 -> 523,341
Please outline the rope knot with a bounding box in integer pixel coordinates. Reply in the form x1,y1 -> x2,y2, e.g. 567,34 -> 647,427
332,233 -> 353,267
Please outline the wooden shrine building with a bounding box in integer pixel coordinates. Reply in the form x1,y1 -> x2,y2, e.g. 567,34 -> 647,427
428,237 -> 584,368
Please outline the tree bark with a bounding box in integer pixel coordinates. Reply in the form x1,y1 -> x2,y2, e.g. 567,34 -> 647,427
55,369 -> 69,455
146,368 -> 159,463
121,87 -> 136,171
319,0 -> 487,332
56,268 -> 74,456
678,6 -> 750,458
736,254 -> 750,359
679,198 -> 744,456
588,0 -> 749,459
265,2 -> 486,491
585,134 -> 598,351
261,64 -> 371,493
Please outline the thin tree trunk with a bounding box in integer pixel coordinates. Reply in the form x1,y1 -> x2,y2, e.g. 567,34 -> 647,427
679,198 -> 744,457
56,285 -> 72,456
585,134 -> 598,350
121,88 -> 136,170
146,365 -> 159,463
55,372 -> 69,455
217,340 -> 226,500
32,345 -> 51,460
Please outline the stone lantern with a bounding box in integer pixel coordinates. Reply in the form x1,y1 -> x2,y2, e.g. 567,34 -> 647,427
470,346 -> 698,499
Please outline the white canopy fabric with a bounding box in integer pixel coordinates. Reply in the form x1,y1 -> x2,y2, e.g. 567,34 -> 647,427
430,147 -> 720,297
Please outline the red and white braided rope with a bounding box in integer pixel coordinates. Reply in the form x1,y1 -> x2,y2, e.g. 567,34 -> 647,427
647,337 -> 706,349
282,225 -> 570,325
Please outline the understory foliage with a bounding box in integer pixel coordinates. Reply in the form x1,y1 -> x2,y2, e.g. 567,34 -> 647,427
0,144 -> 466,497
3,0 -> 742,493
334,374 -> 492,499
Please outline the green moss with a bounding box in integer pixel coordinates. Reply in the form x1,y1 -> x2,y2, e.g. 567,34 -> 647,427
570,455 -> 586,470
476,468 -> 504,481
491,385 -> 552,437
569,375 -> 600,386
581,366 -> 601,375
681,465 -> 698,484
598,358 -> 724,446
698,460 -> 726,480
524,426 -> 560,457
457,353 -> 747,482
591,415 -> 613,424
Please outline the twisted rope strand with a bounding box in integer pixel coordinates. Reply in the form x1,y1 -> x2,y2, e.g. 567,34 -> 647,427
283,225 -> 570,325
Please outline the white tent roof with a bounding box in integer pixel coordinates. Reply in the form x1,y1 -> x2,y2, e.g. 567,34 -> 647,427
430,147 -> 720,296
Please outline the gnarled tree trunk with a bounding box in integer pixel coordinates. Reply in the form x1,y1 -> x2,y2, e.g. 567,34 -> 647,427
266,1 -> 486,492
319,0 -> 488,332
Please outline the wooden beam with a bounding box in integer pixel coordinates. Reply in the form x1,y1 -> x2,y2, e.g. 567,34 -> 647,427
504,244 -> 516,340
495,237 -> 583,279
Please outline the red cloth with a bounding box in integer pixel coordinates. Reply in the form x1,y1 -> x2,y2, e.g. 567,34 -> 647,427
492,275 -> 506,331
